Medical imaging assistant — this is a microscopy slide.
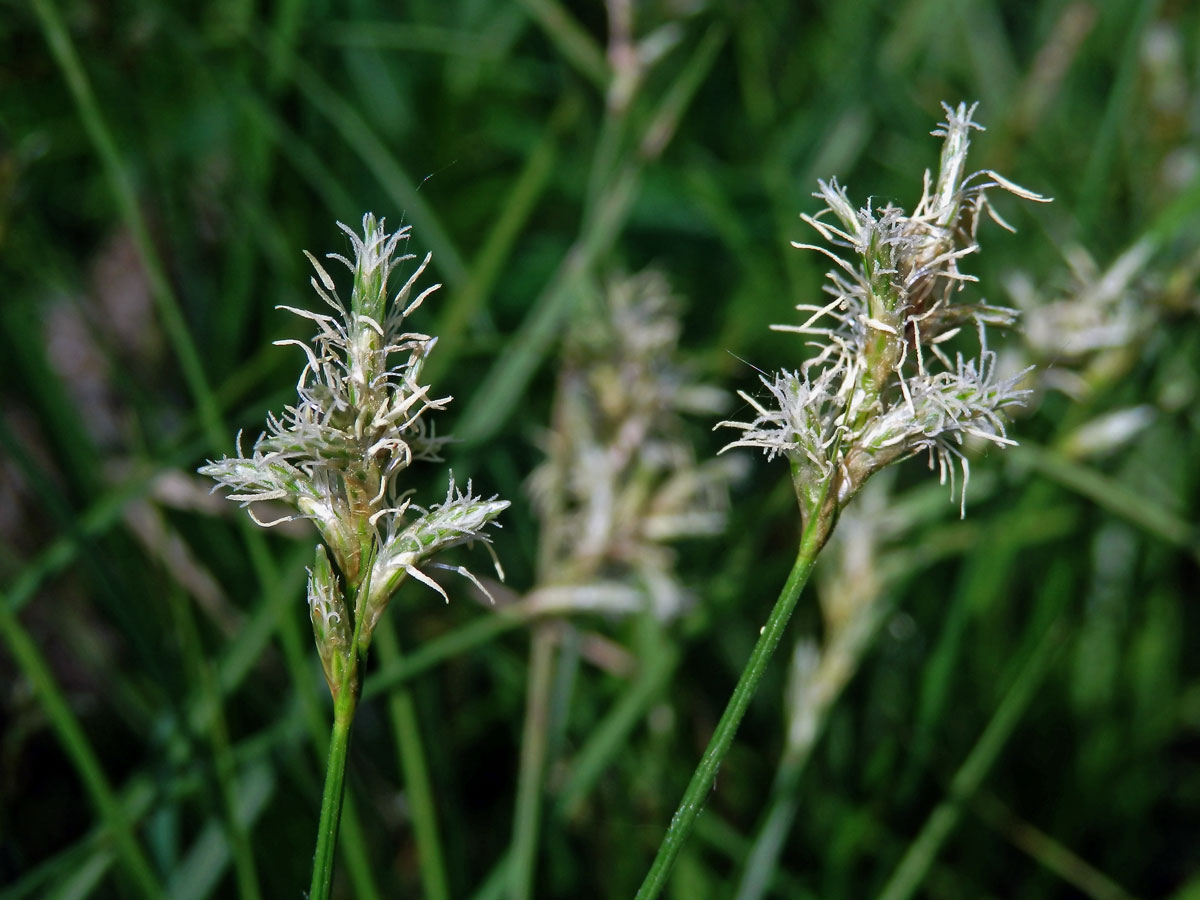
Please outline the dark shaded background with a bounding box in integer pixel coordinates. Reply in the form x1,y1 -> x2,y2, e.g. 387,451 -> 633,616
2,0 -> 1198,897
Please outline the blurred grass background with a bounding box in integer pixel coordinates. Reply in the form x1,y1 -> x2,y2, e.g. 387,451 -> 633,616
2,0 -> 1199,898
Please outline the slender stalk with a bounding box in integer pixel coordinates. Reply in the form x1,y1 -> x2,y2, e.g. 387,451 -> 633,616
508,624 -> 558,900
34,9 -> 385,896
272,580 -> 382,900
375,620 -> 451,900
310,681 -> 360,900
634,508 -> 831,900
735,585 -> 888,900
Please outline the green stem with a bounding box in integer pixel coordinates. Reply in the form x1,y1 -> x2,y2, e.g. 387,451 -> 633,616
634,512 -> 831,900
272,575 -> 382,900
735,588 -> 888,900
508,623 -> 558,900
375,621 -> 451,900
310,678 -> 360,900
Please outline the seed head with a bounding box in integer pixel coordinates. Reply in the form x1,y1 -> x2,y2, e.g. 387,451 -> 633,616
719,104 -> 1049,521
200,215 -> 508,685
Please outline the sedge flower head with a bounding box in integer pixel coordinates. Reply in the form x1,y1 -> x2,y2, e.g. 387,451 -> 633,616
201,215 -> 508,678
719,103 -> 1049,522
528,270 -> 738,620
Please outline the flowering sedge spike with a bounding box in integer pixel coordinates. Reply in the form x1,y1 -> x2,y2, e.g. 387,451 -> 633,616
200,215 -> 508,696
527,271 -> 737,620
719,103 -> 1050,529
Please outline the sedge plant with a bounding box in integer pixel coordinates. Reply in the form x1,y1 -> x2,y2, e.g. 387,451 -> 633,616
200,215 -> 508,899
635,102 -> 1050,897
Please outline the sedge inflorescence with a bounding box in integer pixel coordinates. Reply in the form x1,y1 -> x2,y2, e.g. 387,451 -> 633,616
527,270 -> 738,620
201,215 -> 508,695
720,103 -> 1050,527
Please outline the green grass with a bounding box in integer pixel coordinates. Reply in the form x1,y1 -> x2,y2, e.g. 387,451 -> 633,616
2,0 -> 1199,898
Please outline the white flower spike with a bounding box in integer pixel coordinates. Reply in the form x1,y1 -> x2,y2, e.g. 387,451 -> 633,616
719,104 -> 1048,529
201,215 -> 508,696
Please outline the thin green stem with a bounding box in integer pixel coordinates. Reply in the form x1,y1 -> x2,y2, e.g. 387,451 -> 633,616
29,10 -> 380,895
310,681 -> 360,900
735,588 -> 888,900
508,623 -> 559,900
306,553 -> 382,900
375,620 -> 451,900
634,509 -> 831,900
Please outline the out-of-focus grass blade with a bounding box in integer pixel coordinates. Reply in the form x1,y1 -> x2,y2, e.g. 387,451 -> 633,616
554,644 -> 680,818
972,791 -> 1139,900
1075,0 -> 1162,238
0,594 -> 163,897
30,0 -> 225,455
320,21 -> 506,58
426,93 -> 580,383
278,47 -> 468,288
364,603 -> 535,700
0,835 -> 107,900
458,25 -> 727,444
44,852 -> 111,900
456,164 -> 639,444
165,763 -> 275,900
903,483 -> 1060,791
513,0 -> 609,90
876,577 -> 1069,900
1014,444 -> 1200,563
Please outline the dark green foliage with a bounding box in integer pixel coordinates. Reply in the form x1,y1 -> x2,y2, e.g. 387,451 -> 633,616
2,0 -> 1198,897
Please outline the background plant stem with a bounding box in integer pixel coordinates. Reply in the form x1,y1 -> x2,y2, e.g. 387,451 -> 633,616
507,623 -> 558,900
164,584 -> 262,900
375,619 -> 452,900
